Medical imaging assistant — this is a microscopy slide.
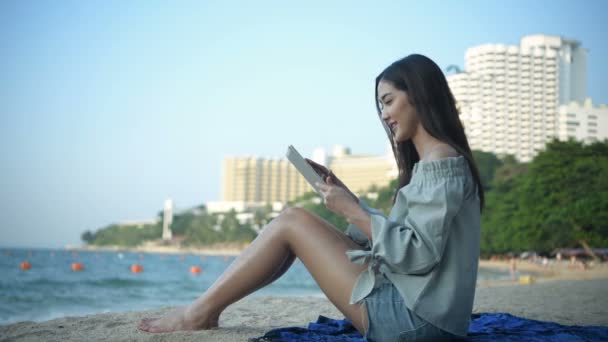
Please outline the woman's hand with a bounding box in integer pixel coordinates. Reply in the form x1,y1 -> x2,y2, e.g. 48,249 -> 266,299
306,158 -> 358,203
305,158 -> 330,179
316,177 -> 360,218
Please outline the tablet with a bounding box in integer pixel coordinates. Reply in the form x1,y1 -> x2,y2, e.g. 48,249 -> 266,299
286,145 -> 326,195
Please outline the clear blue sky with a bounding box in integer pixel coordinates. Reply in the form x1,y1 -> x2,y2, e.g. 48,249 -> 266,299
1,0 -> 607,248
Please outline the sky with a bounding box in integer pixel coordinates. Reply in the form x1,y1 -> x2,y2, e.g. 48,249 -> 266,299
1,0 -> 607,248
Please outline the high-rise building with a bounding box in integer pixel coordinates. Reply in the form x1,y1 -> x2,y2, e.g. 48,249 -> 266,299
448,34 -> 590,162
221,146 -> 397,204
325,145 -> 397,194
222,157 -> 310,203
558,98 -> 608,144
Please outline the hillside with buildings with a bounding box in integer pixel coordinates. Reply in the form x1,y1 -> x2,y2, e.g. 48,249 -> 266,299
80,141 -> 607,256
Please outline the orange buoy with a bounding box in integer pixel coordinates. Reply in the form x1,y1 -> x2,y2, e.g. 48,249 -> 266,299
223,255 -> 230,262
131,264 -> 143,273
71,262 -> 84,272
20,261 -> 31,270
190,266 -> 202,274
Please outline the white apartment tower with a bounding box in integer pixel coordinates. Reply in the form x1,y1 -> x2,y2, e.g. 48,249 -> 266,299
448,34 -> 588,162
558,98 -> 608,144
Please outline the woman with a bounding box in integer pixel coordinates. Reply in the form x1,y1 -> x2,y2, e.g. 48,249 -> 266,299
139,54 -> 484,341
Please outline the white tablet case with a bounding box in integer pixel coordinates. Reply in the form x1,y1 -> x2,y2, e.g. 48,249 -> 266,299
286,145 -> 325,195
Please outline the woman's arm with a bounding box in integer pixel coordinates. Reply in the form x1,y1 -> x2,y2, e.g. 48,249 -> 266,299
316,178 -> 374,240
344,204 -> 372,240
361,177 -> 465,275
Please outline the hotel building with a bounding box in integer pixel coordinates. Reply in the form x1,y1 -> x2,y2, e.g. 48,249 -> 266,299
558,98 -> 608,144
220,145 -> 397,204
447,34 -> 597,162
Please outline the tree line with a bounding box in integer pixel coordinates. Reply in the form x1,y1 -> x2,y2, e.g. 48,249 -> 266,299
82,140 -> 607,255
81,208 -> 257,247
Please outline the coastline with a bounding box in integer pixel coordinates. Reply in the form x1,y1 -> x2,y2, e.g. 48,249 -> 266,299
2,277 -> 607,342
66,243 -> 247,256
477,258 -> 608,286
66,244 -> 608,285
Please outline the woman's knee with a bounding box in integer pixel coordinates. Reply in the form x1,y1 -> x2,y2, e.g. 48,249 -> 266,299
280,206 -> 310,220
263,207 -> 311,236
278,206 -> 311,227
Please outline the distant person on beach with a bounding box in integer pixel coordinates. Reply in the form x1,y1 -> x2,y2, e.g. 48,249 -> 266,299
138,54 -> 484,341
509,256 -> 518,281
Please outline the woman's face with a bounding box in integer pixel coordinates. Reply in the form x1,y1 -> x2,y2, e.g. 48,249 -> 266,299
377,80 -> 419,143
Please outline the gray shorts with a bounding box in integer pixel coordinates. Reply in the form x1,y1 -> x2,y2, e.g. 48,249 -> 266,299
362,275 -> 456,341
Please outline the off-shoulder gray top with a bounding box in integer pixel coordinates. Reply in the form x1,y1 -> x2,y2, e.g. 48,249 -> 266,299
345,156 -> 480,337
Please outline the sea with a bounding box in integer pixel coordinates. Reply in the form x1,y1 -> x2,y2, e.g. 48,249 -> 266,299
1,247 -> 518,325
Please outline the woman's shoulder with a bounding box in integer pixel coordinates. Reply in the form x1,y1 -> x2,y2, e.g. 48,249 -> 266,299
421,144 -> 460,162
411,154 -> 469,186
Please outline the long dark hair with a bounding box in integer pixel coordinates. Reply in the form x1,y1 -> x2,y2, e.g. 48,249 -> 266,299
375,54 -> 485,211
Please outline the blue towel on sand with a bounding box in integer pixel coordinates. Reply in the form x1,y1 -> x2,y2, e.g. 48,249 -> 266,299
250,313 -> 608,341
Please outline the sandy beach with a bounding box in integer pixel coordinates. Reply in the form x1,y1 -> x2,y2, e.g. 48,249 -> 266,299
2,262 -> 607,342
478,258 -> 608,285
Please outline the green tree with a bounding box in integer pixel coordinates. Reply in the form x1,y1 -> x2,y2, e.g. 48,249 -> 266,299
81,230 -> 95,244
253,204 -> 274,229
472,150 -> 503,190
372,178 -> 398,214
481,139 -> 608,254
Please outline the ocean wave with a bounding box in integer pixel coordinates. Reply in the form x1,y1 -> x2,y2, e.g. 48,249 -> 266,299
0,277 -> 156,291
81,277 -> 156,288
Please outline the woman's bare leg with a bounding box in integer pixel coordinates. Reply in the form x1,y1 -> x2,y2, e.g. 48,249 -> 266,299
138,207 -> 369,334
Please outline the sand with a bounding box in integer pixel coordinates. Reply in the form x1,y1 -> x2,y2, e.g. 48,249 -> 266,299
2,263 -> 607,342
0,297 -> 342,342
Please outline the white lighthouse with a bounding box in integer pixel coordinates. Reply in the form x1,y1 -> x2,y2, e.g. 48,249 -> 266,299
162,198 -> 173,241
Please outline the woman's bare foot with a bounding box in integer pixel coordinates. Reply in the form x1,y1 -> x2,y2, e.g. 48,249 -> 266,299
138,306 -> 219,333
